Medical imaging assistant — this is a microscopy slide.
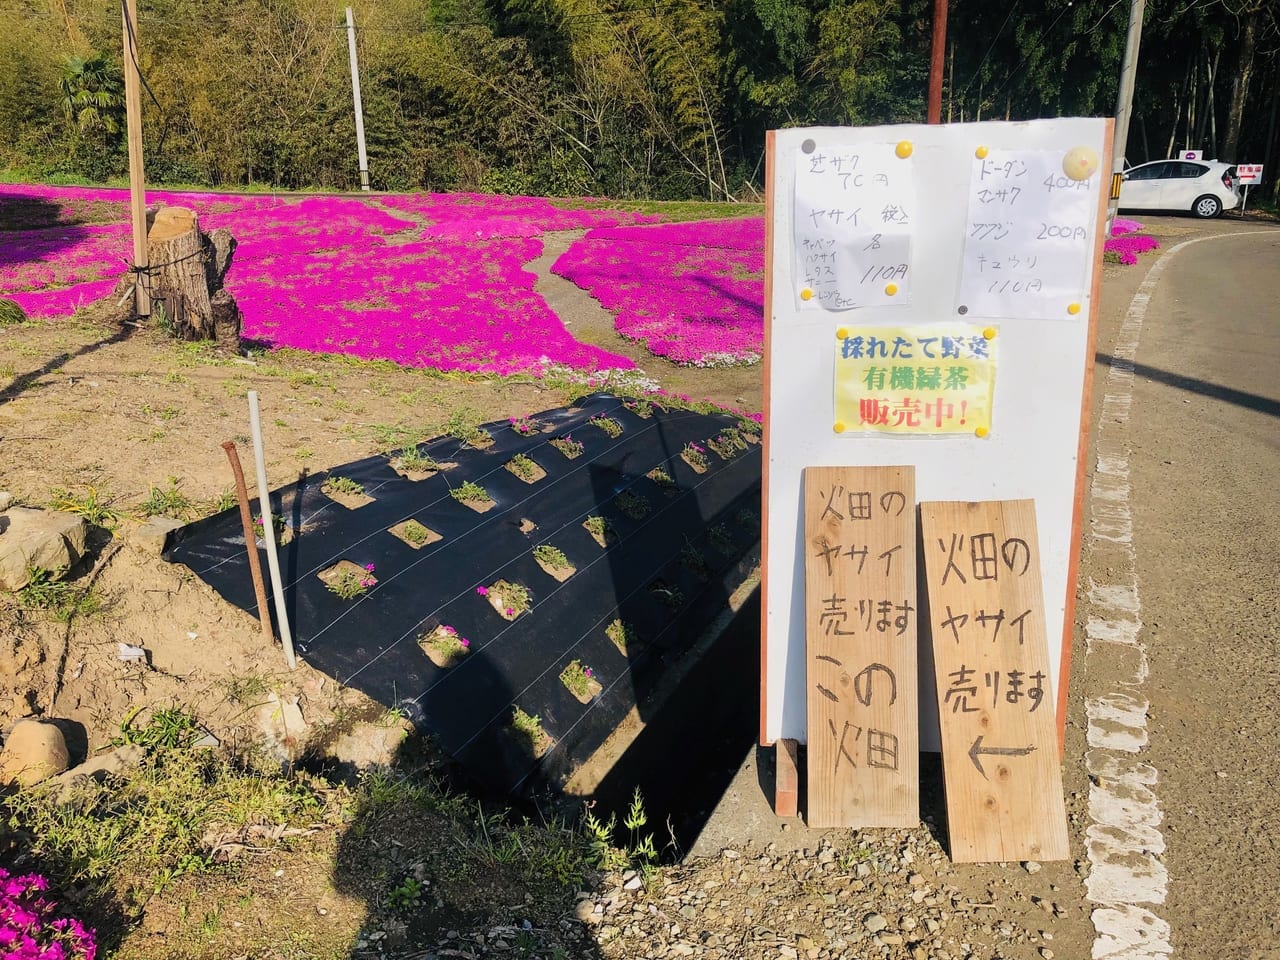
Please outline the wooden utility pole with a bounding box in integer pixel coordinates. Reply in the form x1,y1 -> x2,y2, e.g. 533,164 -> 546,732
927,0 -> 948,124
1107,0 -> 1146,228
345,7 -> 371,191
121,0 -> 150,316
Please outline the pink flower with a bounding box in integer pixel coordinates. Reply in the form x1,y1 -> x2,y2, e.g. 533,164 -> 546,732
364,563 -> 376,572
477,586 -> 488,596
441,625 -> 456,636
459,638 -> 470,648
505,607 -> 515,617
584,667 -> 594,678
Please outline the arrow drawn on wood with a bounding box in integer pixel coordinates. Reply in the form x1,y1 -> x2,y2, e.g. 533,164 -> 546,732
968,735 -> 1036,779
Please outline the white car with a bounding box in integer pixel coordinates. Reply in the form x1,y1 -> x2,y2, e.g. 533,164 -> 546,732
1119,159 -> 1240,218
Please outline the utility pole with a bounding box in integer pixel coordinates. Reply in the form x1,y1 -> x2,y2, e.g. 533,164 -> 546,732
1108,0 -> 1146,227
345,7 -> 370,191
121,0 -> 150,316
927,0 -> 948,124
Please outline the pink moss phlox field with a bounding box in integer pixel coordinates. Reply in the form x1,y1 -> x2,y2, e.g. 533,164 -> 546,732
0,184 -> 672,373
1104,219 -> 1160,265
552,217 -> 765,367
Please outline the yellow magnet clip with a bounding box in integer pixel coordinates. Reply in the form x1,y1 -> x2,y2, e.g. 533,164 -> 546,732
833,421 -> 847,434
800,288 -> 814,301
975,145 -> 989,159
1067,302 -> 1081,315
895,141 -> 913,159
982,326 -> 997,340
884,283 -> 899,296
835,326 -> 849,340
975,426 -> 989,438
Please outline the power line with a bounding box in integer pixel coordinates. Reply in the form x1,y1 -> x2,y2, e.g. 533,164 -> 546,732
955,0 -> 1024,102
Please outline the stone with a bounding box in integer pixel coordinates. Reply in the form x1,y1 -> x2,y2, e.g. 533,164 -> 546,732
863,914 -> 888,934
1022,861 -> 1042,874
1040,950 -> 1055,960
0,491 -> 12,512
0,507 -> 89,591
46,744 -> 143,799
126,515 -> 184,556
623,875 -> 644,891
256,693 -> 308,760
574,901 -> 598,924
0,719 -> 70,786
328,719 -> 412,770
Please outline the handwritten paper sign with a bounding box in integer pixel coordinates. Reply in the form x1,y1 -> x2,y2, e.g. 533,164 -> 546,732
920,499 -> 1069,863
804,466 -> 918,828
793,140 -> 916,310
832,324 -> 997,436
957,149 -> 1096,321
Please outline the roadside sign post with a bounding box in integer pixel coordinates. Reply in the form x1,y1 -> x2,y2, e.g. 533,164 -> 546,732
1237,164 -> 1264,217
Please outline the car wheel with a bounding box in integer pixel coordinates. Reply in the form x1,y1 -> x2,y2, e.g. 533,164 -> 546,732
1192,194 -> 1222,218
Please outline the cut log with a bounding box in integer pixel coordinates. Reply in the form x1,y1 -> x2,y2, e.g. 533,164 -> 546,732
147,206 -> 214,339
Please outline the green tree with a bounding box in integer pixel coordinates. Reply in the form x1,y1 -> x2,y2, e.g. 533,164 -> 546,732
58,52 -> 124,137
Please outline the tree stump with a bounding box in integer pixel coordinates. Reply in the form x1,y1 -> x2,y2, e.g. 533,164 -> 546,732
144,206 -> 243,344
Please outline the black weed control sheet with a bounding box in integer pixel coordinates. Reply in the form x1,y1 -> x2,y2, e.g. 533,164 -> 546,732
166,394 -> 761,795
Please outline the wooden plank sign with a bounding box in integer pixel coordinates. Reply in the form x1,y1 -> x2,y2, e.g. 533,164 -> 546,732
919,499 -> 1069,863
804,466 -> 918,828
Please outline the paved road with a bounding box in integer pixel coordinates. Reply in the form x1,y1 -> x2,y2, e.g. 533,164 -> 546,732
1077,219 -> 1280,959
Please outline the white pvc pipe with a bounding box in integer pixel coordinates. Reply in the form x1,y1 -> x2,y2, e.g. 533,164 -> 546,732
248,391 -> 297,670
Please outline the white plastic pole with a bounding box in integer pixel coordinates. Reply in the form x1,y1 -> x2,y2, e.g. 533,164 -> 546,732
248,391 -> 297,670
345,7 -> 371,191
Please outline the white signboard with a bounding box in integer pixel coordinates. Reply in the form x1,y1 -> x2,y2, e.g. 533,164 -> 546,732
1179,150 -> 1200,160
762,118 -> 1112,750
1237,163 -> 1264,185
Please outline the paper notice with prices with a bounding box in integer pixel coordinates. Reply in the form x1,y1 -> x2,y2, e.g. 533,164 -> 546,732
793,140 -> 916,311
957,149 -> 1097,321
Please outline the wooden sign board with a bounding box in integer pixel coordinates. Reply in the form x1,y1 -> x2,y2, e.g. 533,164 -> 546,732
920,499 -> 1068,862
804,466 -> 918,827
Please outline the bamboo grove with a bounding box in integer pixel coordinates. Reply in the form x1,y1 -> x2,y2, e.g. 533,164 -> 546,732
1,0 -> 1276,200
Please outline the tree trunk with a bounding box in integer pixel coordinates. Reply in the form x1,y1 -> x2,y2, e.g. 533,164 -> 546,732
1222,7 -> 1259,161
145,206 -> 242,344
1207,45 -> 1221,157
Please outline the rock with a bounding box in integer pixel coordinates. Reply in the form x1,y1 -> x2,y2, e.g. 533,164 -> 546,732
1022,861 -> 1042,874
256,692 -> 308,760
863,913 -> 888,934
0,491 -> 12,512
623,875 -> 644,891
126,515 -> 184,556
45,744 -> 143,799
1040,950 -> 1055,960
0,719 -> 70,786
0,507 -> 89,591
328,719 -> 411,770
574,900 -> 599,924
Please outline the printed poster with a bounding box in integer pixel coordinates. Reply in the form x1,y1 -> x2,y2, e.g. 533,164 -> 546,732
833,324 -> 997,436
